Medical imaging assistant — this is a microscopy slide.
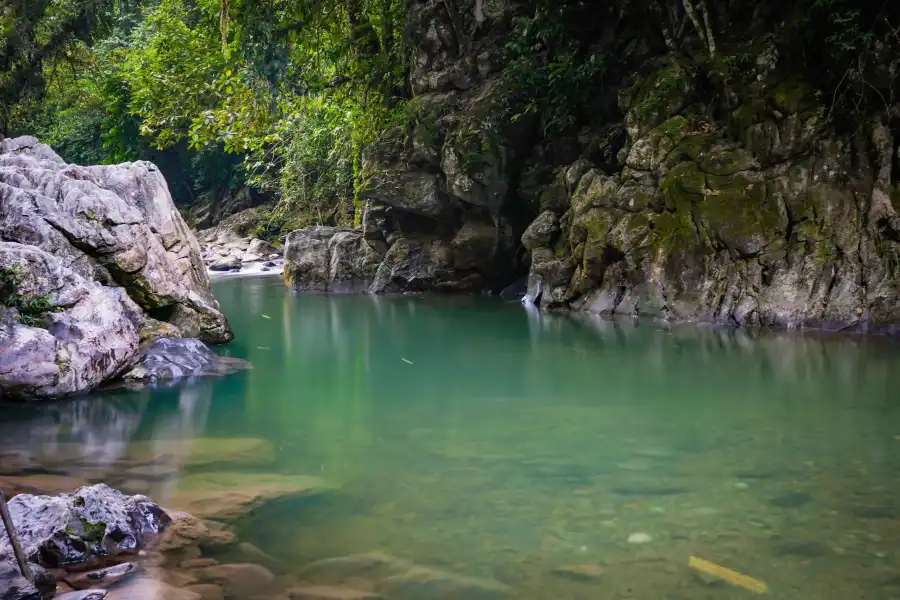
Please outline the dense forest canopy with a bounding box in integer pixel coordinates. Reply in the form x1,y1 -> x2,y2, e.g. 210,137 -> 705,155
1,0 -> 898,237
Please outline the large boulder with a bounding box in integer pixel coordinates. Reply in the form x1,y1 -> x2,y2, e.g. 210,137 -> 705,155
0,484 -> 170,569
0,136 -> 230,343
0,137 -> 233,399
284,227 -> 383,293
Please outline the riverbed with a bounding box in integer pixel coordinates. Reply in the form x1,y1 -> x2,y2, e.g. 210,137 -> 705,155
2,275 -> 899,599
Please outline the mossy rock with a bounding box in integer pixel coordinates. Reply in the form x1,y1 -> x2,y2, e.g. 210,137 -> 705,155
570,170 -> 618,216
771,80 -> 813,114
626,65 -> 691,137
699,147 -> 757,177
695,173 -> 785,256
661,161 -> 706,213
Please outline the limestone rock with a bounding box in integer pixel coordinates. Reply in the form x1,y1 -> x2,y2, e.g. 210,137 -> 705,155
284,227 -> 382,293
286,585 -> 383,600
0,484 -> 170,569
0,561 -> 42,600
125,438 -> 275,470
65,562 -> 136,590
0,137 -> 233,399
0,243 -> 141,400
120,338 -> 250,384
162,472 -> 334,521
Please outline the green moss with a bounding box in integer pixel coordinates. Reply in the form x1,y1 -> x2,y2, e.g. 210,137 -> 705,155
699,148 -> 755,177
732,99 -> 767,130
1,263 -> 64,327
629,67 -> 687,130
695,173 -> 784,252
645,211 -> 696,254
771,80 -> 812,113
661,162 -> 706,212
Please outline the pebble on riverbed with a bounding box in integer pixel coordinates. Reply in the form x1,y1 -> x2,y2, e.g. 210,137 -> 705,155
627,532 -> 652,544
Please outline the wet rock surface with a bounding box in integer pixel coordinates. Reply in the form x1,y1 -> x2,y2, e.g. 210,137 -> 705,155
119,338 -> 250,385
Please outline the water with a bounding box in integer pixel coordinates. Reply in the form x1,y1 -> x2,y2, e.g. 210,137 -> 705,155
2,276 -> 900,599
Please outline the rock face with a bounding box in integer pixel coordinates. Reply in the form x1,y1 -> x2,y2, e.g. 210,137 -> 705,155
283,0 -> 523,295
520,63 -> 900,333
0,136 -> 233,399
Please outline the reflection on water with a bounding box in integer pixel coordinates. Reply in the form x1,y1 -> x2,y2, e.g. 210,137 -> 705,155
2,276 -> 900,600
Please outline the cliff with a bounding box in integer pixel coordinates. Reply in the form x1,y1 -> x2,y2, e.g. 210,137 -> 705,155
285,0 -> 900,333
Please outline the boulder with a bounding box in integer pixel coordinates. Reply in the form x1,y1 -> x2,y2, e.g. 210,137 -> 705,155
120,338 -> 250,384
0,484 -> 170,569
284,227 -> 382,293
0,137 -> 233,399
0,561 -> 41,600
208,256 -> 242,272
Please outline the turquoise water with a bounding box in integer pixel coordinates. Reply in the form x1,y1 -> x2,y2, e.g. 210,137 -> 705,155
3,276 -> 900,599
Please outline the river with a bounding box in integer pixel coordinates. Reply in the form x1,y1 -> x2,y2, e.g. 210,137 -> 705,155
2,275 -> 899,599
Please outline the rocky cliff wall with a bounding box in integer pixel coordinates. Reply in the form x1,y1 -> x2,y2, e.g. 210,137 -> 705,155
298,0 -> 900,334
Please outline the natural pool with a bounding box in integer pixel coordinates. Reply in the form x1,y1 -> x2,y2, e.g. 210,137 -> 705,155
2,275 -> 900,599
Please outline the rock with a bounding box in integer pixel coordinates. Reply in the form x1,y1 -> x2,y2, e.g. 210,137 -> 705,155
208,256 -> 241,272
163,472 -> 333,521
0,484 -> 170,568
180,558 -> 219,570
551,564 -> 605,581
299,554 -> 413,585
521,211 -> 560,251
377,566 -> 513,600
184,584 -> 225,600
0,138 -> 232,400
125,438 -> 275,469
197,563 -> 275,596
153,512 -> 210,553
236,542 -> 279,566
627,532 -> 652,544
104,576 -> 202,600
283,227 -> 382,293
65,563 -> 136,590
286,585 -> 383,600
248,239 -> 278,257
0,139 -> 231,344
120,338 -> 250,383
57,591 -> 109,600
769,492 -> 812,508
854,506 -> 896,519
0,243 -> 141,400
0,474 -> 91,496
0,561 -> 42,600
263,261 -> 277,267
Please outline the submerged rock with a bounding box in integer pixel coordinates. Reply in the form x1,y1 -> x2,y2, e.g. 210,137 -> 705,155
120,338 -> 250,384
0,484 -> 170,569
162,472 -> 334,521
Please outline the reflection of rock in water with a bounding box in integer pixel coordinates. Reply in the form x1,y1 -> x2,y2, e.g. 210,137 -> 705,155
0,394 -> 149,465
0,381 -> 214,472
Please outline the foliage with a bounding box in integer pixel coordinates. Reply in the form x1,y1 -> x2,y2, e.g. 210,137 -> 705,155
0,263 -> 64,327
504,1 -> 608,135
